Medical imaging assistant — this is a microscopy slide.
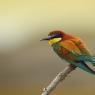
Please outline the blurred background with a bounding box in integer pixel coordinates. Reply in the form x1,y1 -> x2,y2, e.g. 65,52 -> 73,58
0,0 -> 95,95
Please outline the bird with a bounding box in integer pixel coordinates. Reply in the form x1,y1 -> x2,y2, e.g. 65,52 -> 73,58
41,30 -> 95,75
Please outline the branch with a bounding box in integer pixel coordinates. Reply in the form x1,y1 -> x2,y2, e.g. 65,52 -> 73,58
41,64 -> 76,95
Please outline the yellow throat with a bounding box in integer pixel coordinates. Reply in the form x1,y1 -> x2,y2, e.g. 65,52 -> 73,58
48,38 -> 62,45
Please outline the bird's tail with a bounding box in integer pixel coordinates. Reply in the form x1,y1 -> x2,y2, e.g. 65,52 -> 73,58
80,61 -> 95,75
76,54 -> 95,66
70,61 -> 95,75
89,57 -> 95,66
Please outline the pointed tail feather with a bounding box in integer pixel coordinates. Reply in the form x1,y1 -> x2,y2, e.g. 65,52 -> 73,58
70,61 -> 95,75
80,61 -> 95,75
76,55 -> 95,66
90,57 -> 95,66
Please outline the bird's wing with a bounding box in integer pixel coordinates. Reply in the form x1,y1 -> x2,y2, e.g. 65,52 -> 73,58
70,38 -> 95,66
59,39 -> 82,55
58,39 -> 95,74
57,40 -> 85,62
70,38 -> 92,56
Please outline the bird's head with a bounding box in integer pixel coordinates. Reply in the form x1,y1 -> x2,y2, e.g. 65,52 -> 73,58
41,30 -> 65,45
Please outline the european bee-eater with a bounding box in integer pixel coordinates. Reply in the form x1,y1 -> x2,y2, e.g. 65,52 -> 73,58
41,30 -> 95,75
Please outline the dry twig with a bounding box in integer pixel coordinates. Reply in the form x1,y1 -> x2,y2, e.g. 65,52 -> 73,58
41,64 -> 76,95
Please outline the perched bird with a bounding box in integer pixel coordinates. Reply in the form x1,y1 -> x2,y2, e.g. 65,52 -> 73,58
41,30 -> 95,75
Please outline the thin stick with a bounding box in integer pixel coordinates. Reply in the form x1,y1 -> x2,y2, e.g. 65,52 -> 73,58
41,64 -> 76,95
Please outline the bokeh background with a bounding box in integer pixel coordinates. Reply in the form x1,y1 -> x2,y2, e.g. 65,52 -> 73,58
0,0 -> 95,95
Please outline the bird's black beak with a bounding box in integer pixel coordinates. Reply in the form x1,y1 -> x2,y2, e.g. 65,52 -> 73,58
40,36 -> 54,41
40,38 -> 49,41
40,37 -> 51,41
41,34 -> 62,41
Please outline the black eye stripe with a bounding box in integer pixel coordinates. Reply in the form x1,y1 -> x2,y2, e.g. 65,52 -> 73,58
52,34 -> 62,38
47,34 -> 62,40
